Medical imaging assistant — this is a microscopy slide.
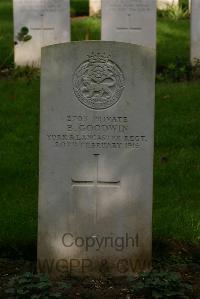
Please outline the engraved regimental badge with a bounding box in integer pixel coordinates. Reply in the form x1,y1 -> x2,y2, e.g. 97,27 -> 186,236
73,53 -> 125,110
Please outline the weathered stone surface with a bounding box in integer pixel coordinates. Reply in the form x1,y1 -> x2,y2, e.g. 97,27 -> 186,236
13,0 -> 70,66
191,0 -> 200,64
38,41 -> 155,277
101,0 -> 156,49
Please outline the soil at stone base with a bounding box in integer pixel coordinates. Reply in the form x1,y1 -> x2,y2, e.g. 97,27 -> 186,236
0,240 -> 199,299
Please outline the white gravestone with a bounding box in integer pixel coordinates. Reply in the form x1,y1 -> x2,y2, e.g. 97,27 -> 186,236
157,0 -> 179,10
38,41 -> 155,277
90,0 -> 101,16
101,0 -> 156,49
13,0 -> 70,66
191,0 -> 200,64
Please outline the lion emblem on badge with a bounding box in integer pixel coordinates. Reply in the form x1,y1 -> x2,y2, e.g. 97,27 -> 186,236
73,52 -> 125,110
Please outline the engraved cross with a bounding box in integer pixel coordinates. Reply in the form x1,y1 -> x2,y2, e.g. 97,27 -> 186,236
117,13 -> 142,31
30,13 -> 54,43
71,154 -> 120,221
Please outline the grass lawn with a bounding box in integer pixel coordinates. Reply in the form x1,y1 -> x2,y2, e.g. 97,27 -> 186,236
154,82 -> 200,241
71,16 -> 101,41
157,17 -> 190,67
0,77 -> 39,246
0,77 -> 199,247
